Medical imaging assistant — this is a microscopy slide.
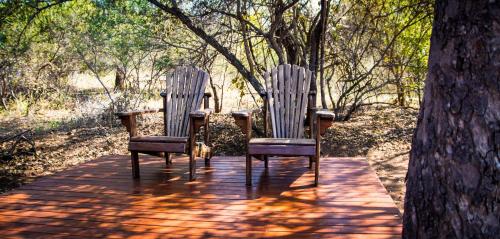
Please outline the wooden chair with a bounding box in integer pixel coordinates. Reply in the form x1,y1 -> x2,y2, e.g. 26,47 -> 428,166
116,66 -> 213,181
232,64 -> 335,186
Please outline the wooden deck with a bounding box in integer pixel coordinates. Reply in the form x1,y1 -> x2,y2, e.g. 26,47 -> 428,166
0,155 -> 402,238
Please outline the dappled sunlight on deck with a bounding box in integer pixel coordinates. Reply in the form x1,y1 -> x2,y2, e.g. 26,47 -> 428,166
0,155 -> 401,238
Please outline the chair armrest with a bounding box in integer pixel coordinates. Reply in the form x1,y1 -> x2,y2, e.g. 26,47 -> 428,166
189,110 -> 210,132
316,110 -> 335,119
232,110 -> 252,137
189,108 -> 213,119
232,108 -> 262,116
314,109 -> 335,136
115,109 -> 162,136
115,108 -> 162,117
232,110 -> 252,118
189,110 -> 206,119
203,108 -> 214,116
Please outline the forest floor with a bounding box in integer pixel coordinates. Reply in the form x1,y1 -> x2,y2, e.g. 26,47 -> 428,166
0,106 -> 417,213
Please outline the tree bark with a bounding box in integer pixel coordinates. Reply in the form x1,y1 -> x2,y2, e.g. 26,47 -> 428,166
308,0 -> 330,108
208,75 -> 221,113
308,13 -> 320,106
114,66 -> 125,91
403,1 -> 500,238
319,0 -> 329,109
395,76 -> 406,107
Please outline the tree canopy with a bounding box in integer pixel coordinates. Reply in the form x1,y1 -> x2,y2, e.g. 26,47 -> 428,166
0,0 -> 432,118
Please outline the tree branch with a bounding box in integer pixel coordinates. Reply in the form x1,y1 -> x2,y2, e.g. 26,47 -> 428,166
147,0 -> 265,96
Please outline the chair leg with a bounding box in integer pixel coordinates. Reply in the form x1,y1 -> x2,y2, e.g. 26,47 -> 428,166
131,151 -> 140,179
264,156 -> 269,168
246,153 -> 252,186
204,146 -> 212,166
314,154 -> 320,186
189,120 -> 197,181
189,153 -> 196,181
165,152 -> 171,166
309,156 -> 314,169
204,153 -> 211,166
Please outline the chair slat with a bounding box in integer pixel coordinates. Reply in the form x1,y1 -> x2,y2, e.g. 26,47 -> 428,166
165,73 -> 173,136
165,66 -> 208,137
265,64 -> 311,139
278,65 -> 285,137
271,68 -> 280,138
184,69 -> 202,136
188,67 -> 200,135
295,67 -> 306,138
284,64 -> 291,137
301,69 -> 312,138
179,67 -> 195,136
174,67 -> 187,136
289,65 -> 298,137
169,67 -> 179,136
264,72 -> 277,138
196,73 -> 209,112
175,67 -> 185,137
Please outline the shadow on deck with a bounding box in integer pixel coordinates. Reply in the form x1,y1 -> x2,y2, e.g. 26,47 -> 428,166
0,155 -> 402,238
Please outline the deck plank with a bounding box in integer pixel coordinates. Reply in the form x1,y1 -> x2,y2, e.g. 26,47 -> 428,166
0,156 -> 401,238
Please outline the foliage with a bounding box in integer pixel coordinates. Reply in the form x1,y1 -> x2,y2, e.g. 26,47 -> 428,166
0,0 -> 176,113
0,1 -> 77,112
0,0 -> 433,120
149,0 -> 433,119
324,0 -> 432,120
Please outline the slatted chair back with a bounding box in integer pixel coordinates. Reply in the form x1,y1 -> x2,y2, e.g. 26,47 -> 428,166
264,64 -> 313,138
164,66 -> 209,137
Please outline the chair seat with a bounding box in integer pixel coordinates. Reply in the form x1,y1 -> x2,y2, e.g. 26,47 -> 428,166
129,136 -> 187,153
248,138 -> 316,156
249,138 -> 315,145
130,136 -> 188,143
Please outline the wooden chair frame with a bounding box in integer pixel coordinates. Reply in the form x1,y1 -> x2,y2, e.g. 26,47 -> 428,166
116,66 -> 213,181
232,64 -> 335,186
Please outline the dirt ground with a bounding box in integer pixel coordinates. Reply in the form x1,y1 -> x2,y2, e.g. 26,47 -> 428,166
0,106 -> 417,212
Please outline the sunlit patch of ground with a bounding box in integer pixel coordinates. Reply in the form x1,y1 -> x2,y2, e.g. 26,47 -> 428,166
323,107 -> 417,213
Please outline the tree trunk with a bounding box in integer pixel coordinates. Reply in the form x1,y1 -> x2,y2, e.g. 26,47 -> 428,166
395,79 -> 406,107
208,75 -> 221,113
319,0 -> 329,109
309,0 -> 330,109
114,66 -> 125,91
403,1 -> 500,238
308,15 -> 320,107
0,76 -> 7,109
